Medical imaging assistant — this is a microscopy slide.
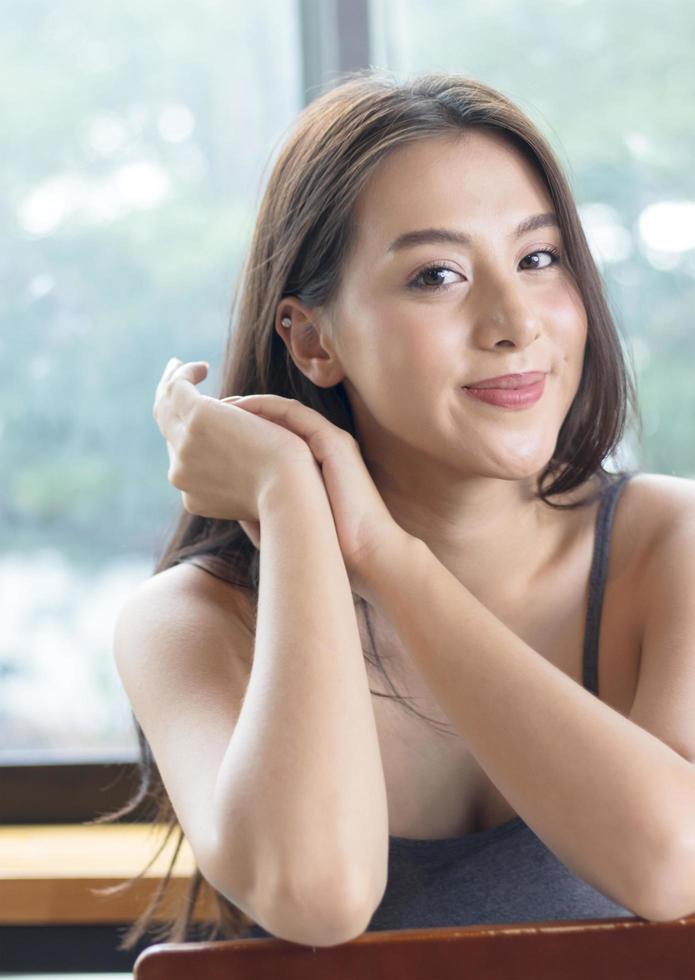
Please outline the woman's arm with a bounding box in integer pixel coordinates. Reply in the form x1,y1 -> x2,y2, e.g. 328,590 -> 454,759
212,472 -> 389,944
218,395 -> 695,922
140,368 -> 389,946
361,530 -> 695,923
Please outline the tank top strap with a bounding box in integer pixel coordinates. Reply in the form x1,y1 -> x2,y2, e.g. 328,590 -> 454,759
582,472 -> 634,697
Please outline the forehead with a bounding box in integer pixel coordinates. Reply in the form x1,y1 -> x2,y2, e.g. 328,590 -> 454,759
350,130 -> 554,259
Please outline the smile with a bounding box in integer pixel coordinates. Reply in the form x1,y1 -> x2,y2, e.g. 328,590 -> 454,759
460,376 -> 546,410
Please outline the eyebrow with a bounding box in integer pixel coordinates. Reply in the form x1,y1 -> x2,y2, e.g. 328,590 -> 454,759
386,212 -> 561,253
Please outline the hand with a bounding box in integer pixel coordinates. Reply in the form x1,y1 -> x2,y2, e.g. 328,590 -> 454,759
152,360 -> 319,535
225,393 -> 405,602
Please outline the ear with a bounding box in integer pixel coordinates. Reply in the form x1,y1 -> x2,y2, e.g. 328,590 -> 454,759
275,299 -> 346,389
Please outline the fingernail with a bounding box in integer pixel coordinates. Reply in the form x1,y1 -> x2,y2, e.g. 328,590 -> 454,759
225,396 -> 242,401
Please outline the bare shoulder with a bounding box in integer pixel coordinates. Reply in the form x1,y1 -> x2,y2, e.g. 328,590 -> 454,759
558,471 -> 695,590
121,560 -> 256,668
621,473 -> 695,771
615,472 -> 695,603
163,559 -> 255,612
112,561 -> 258,887
621,471 -> 695,537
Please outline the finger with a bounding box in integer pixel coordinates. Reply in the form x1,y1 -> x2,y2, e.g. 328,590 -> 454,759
166,362 -> 210,423
153,393 -> 186,453
164,439 -> 175,474
155,358 -> 183,399
154,358 -> 184,418
155,358 -> 207,404
154,362 -> 204,448
155,360 -> 208,431
163,357 -> 183,383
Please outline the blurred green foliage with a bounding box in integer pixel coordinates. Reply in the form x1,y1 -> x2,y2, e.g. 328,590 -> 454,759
1,0 -> 301,569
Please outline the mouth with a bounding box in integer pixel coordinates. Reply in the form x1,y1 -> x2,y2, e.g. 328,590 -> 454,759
460,374 -> 546,410
463,371 -> 547,390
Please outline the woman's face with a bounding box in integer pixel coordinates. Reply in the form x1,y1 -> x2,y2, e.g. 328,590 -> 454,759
328,129 -> 588,481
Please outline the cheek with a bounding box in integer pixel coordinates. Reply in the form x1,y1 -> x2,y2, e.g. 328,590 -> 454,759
360,308 -> 438,387
558,329 -> 588,417
399,328 -> 444,375
358,324 -> 438,425
545,285 -> 587,360
338,307 -> 419,420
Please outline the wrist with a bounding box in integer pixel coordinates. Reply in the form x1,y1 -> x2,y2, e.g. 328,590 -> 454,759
257,457 -> 327,518
359,525 -> 423,608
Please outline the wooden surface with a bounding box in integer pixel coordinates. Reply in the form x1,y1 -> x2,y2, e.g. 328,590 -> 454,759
135,916 -> 695,980
0,824 -> 218,924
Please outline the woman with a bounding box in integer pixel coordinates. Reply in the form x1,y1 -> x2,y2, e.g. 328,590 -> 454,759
101,69 -> 695,949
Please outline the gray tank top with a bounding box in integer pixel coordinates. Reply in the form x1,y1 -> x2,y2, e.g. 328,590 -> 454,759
185,471 -> 636,936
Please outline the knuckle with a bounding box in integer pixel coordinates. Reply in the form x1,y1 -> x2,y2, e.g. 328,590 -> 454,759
337,426 -> 355,448
185,402 -> 205,437
178,423 -> 200,460
182,494 -> 208,518
176,441 -> 192,469
167,461 -> 185,489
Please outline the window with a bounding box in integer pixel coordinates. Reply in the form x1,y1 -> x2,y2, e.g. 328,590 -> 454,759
2,0 -> 304,767
2,0 -> 372,831
6,0 -> 691,803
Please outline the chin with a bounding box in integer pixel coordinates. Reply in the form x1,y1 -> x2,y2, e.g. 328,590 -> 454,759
483,450 -> 556,482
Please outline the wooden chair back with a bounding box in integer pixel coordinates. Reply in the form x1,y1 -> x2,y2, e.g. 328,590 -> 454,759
134,914 -> 695,979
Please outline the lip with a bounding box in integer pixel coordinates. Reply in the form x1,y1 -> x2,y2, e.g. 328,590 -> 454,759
461,375 -> 546,410
464,371 -> 547,390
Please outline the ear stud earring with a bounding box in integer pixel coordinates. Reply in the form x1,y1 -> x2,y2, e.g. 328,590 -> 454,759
281,316 -> 291,327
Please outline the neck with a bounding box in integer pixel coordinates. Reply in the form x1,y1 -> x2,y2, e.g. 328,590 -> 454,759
362,452 -> 585,605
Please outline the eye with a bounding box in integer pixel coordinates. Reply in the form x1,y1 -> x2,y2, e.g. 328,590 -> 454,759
407,247 -> 563,292
406,262 -> 461,292
519,247 -> 562,270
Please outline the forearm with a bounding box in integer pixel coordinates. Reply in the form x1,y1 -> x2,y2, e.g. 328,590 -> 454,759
367,531 -> 695,920
213,472 -> 388,926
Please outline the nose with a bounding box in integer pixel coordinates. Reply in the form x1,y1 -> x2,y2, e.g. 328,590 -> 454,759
468,273 -> 542,350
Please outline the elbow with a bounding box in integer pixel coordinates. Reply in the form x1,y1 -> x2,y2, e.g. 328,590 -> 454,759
273,902 -> 376,949
207,818 -> 388,946
630,830 -> 695,923
258,863 -> 384,947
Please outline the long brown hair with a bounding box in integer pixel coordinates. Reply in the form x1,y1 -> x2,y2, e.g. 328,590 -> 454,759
90,68 -> 641,949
